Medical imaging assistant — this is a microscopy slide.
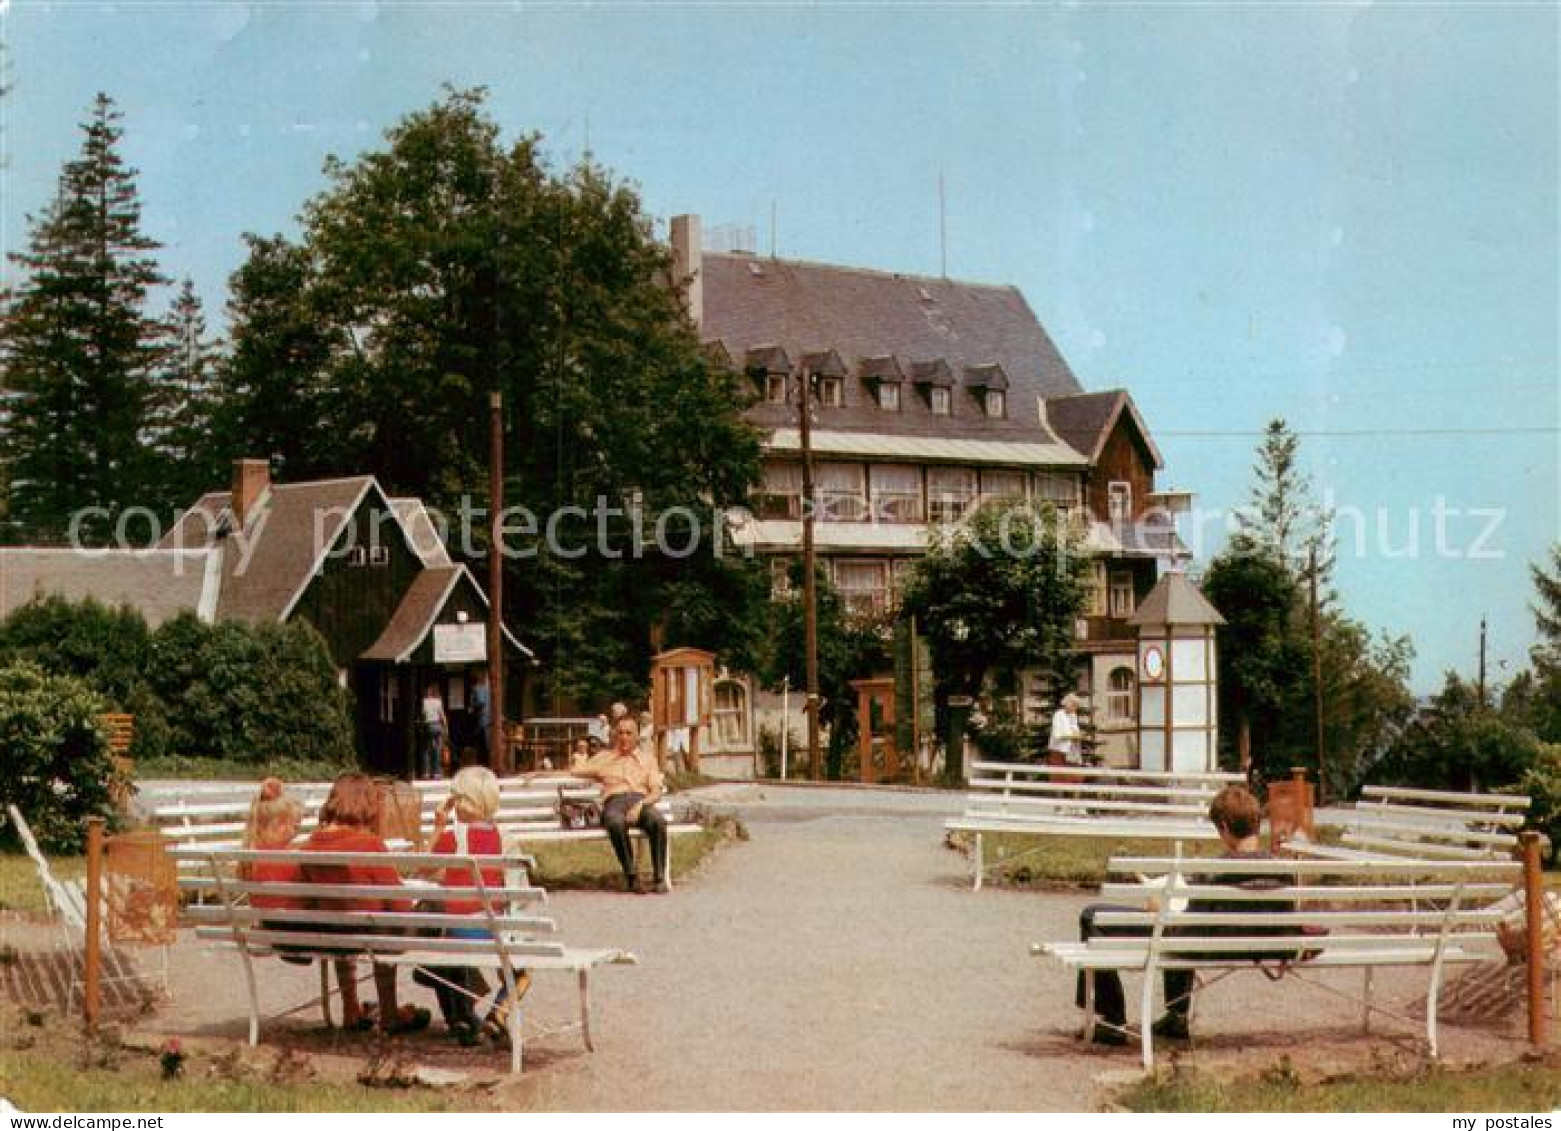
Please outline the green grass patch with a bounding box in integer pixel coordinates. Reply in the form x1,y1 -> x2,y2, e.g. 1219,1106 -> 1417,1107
526,821 -> 740,891
0,1010 -> 483,1112
950,830 -> 1225,888
134,754 -> 354,783
0,852 -> 84,916
1119,1056 -> 1561,1112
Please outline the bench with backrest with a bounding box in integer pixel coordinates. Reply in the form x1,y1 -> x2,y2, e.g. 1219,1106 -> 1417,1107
149,775 -> 698,886
174,845 -> 636,1073
945,761 -> 1245,890
1296,785 -> 1532,862
1033,854 -> 1519,1069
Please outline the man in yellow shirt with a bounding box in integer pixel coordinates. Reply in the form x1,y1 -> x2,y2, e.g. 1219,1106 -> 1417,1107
578,715 -> 669,893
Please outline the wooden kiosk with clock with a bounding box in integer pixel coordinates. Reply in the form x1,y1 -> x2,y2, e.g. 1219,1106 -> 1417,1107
1127,570 -> 1225,773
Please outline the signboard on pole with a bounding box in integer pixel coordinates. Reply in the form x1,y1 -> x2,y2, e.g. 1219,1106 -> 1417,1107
434,623 -> 486,664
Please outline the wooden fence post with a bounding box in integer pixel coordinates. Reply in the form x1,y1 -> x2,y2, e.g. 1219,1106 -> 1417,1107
1520,830 -> 1547,1047
84,817 -> 105,1034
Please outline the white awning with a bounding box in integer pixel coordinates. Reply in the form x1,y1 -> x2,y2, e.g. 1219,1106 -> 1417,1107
764,429 -> 1088,467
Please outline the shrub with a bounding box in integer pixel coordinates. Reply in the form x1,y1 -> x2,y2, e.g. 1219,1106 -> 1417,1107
0,596 -> 171,760
1517,742 -> 1561,865
0,661 -> 120,852
149,614 -> 356,768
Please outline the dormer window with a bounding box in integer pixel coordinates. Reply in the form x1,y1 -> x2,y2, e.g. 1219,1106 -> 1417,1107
984,390 -> 1006,419
816,376 -> 843,407
1108,480 -> 1132,524
876,383 -> 900,411
929,387 -> 951,416
765,373 -> 787,404
964,363 -> 1010,420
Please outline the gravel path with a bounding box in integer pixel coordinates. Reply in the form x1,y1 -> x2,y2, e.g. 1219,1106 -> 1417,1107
148,784 -> 1531,1111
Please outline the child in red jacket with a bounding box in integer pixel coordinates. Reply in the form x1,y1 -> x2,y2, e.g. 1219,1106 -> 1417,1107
300,773 -> 429,1034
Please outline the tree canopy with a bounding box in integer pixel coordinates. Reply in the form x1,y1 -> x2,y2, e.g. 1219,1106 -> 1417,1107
216,88 -> 765,703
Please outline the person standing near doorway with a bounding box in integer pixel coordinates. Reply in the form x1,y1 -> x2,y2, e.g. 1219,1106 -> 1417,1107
420,680 -> 448,780
470,668 -> 492,767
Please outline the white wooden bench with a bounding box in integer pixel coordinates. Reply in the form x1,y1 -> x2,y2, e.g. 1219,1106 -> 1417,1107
174,845 -> 636,1073
945,762 -> 1245,890
1032,854 -> 1519,1069
148,775 -> 700,886
5,804 -> 168,1006
1297,785 -> 1532,862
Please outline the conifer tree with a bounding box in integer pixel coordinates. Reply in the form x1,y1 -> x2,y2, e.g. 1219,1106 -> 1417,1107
1,93 -> 167,544
145,279 -> 219,504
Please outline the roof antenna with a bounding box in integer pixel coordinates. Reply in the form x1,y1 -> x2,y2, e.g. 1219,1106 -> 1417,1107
938,169 -> 948,279
770,200 -> 777,260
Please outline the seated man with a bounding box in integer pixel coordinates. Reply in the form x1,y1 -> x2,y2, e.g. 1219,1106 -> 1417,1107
574,713 -> 670,894
1075,784 -> 1288,1044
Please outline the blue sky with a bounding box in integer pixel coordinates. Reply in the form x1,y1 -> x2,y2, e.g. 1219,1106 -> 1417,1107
3,2 -> 1557,693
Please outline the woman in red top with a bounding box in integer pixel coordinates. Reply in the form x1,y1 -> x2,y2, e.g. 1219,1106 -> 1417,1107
300,773 -> 429,1034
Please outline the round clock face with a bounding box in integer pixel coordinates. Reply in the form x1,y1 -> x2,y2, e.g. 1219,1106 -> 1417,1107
1142,644 -> 1165,681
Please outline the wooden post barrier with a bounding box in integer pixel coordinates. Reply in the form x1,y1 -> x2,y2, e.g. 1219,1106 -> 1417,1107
84,817 -> 105,1034
1521,830 -> 1547,1046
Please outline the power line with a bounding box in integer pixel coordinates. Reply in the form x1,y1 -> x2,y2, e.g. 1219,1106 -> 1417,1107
1158,426 -> 1558,438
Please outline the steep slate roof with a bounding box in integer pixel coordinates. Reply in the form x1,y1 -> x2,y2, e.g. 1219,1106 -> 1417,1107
159,476 -> 376,623
1127,571 -> 1225,627
361,564 -> 533,663
1047,389 -> 1165,469
0,548 -> 219,627
389,499 -> 453,567
702,253 -> 1082,445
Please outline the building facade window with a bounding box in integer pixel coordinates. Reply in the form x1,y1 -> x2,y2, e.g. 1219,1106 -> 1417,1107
1109,571 -> 1135,617
833,558 -> 890,616
1087,561 -> 1109,616
876,383 -> 900,411
765,373 -> 787,404
769,557 -> 795,598
757,461 -> 803,519
816,376 -> 844,407
869,463 -> 923,523
817,462 -> 868,521
1108,480 -> 1132,524
1035,471 -> 1081,514
984,390 -> 1006,418
980,468 -> 1027,504
929,387 -> 952,416
928,466 -> 978,523
1106,666 -> 1135,721
713,679 -> 750,748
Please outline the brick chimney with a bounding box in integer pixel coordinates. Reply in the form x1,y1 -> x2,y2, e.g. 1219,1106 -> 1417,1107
670,214 -> 703,331
231,458 -> 270,526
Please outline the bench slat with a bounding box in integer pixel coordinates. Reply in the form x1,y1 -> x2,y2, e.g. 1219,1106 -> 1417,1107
1360,785 -> 1531,810
182,906 -> 557,933
194,927 -> 568,958
178,880 -> 545,903
1098,881 -> 1516,902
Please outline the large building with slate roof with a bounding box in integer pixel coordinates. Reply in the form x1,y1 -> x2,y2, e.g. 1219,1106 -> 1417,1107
671,215 -> 1191,772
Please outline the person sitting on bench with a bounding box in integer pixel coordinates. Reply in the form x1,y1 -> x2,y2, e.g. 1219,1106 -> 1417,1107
1075,784 -> 1288,1045
575,713 -> 669,894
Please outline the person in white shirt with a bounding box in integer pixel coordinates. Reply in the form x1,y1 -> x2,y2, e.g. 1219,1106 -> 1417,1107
420,682 -> 448,779
1047,693 -> 1083,765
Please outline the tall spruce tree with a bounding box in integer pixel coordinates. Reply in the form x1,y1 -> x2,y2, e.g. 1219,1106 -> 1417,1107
145,279 -> 219,505
1,93 -> 167,544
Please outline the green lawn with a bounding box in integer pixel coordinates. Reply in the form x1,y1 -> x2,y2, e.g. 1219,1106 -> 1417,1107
134,755 -> 353,783
0,851 -> 83,916
525,821 -> 738,890
948,830 -> 1225,888
0,1014 -> 483,1112
1120,1057 -> 1561,1112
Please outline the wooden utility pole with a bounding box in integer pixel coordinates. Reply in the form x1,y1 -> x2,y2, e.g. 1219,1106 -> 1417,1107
1520,831 -> 1547,1046
84,817 -> 105,1033
1309,544 -> 1325,804
798,366 -> 822,780
1478,615 -> 1489,709
488,390 -> 507,773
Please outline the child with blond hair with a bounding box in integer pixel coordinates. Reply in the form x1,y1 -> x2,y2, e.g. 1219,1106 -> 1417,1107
418,766 -> 531,1045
